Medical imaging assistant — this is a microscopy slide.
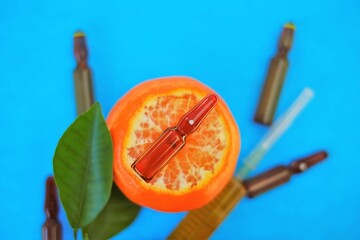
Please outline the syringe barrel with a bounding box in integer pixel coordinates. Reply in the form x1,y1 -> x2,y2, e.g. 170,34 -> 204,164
168,178 -> 246,240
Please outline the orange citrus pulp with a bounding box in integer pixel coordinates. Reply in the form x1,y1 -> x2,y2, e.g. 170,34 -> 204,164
107,76 -> 240,212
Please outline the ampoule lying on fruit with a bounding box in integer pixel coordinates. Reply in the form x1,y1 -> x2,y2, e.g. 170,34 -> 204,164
132,94 -> 218,182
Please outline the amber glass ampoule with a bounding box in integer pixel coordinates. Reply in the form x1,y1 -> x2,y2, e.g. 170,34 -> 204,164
132,94 -> 218,182
168,151 -> 327,240
42,176 -> 62,240
254,23 -> 295,125
73,31 -> 95,115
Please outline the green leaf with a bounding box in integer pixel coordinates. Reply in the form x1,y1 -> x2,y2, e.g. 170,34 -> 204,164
53,103 -> 113,229
83,185 -> 141,240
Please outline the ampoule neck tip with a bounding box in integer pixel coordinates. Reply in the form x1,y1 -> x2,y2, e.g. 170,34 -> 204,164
319,151 -> 328,159
284,22 -> 296,31
44,176 -> 59,217
207,94 -> 219,104
74,31 -> 85,38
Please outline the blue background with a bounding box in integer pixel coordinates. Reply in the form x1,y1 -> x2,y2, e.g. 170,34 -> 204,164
1,0 -> 359,239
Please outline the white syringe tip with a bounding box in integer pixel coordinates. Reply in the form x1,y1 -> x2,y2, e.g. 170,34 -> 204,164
303,88 -> 314,98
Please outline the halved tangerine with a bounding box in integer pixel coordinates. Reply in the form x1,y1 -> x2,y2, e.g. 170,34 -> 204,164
107,76 -> 240,212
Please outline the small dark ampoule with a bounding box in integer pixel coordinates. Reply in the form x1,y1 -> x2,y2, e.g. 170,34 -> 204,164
254,23 -> 295,125
73,32 -> 95,115
42,176 -> 62,240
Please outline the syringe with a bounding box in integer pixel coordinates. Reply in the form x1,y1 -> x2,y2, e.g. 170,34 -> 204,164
237,88 -> 314,179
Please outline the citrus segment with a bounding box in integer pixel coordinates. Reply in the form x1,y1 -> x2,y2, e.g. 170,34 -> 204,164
108,76 -> 240,212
